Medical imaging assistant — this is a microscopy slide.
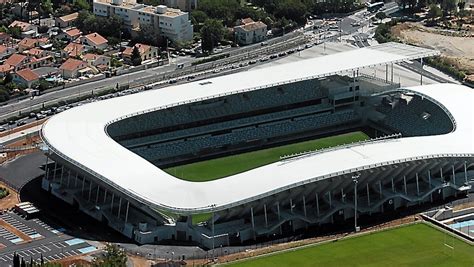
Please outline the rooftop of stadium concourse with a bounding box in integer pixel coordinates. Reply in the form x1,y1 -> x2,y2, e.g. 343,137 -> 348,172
42,48 -> 474,215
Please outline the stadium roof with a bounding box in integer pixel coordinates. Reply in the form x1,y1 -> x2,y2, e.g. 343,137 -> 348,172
41,44 -> 473,214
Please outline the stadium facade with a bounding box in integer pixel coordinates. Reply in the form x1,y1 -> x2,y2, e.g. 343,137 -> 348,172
40,43 -> 473,248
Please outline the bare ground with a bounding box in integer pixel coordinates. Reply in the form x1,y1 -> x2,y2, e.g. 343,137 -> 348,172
392,22 -> 474,76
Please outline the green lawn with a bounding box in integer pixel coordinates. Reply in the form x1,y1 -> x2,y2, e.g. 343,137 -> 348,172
226,223 -> 474,267
165,131 -> 369,182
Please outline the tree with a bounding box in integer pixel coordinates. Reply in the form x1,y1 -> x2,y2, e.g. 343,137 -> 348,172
8,26 -> 22,39
73,0 -> 90,11
457,1 -> 465,10
93,243 -> 127,267
375,11 -> 387,22
131,46 -> 142,66
427,4 -> 442,20
200,19 -> 225,52
441,0 -> 457,15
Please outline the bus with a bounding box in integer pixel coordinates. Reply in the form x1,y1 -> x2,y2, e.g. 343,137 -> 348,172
366,2 -> 384,12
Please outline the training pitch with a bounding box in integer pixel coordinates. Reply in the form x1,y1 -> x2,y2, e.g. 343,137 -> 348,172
165,131 -> 369,181
224,223 -> 474,267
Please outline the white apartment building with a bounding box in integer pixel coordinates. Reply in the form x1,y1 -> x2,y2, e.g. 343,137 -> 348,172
93,0 -> 193,42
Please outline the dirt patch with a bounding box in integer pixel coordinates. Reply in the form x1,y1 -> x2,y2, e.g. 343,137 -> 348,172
0,181 -> 19,210
0,135 -> 41,165
392,22 -> 474,75
54,256 -> 93,266
128,255 -> 156,267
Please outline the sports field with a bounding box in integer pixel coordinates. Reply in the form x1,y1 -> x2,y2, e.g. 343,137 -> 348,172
165,131 -> 369,182
225,223 -> 474,267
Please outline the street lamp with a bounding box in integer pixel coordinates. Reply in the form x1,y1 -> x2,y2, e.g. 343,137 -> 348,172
352,173 -> 360,232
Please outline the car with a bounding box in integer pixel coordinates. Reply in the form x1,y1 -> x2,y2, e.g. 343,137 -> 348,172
248,60 -> 257,65
187,75 -> 195,80
213,68 -> 221,73
351,22 -> 361,27
16,120 -> 26,126
0,127 -> 5,132
8,120 -> 15,125
305,43 -> 313,49
260,42 -> 268,46
287,49 -> 296,54
28,112 -> 36,118
278,52 -> 287,57
36,114 -> 46,120
297,46 -> 304,52
259,57 -> 269,62
270,54 -> 278,59
168,79 -> 177,84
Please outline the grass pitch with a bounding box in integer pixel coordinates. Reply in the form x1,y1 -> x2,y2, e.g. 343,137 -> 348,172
165,131 -> 369,182
226,223 -> 474,267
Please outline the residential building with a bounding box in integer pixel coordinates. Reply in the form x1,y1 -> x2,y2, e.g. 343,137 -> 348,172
80,33 -> 108,50
5,54 -> 29,71
159,0 -> 197,11
59,28 -> 82,42
13,68 -> 39,88
62,42 -> 84,58
233,18 -> 267,46
25,48 -> 49,58
0,64 -> 13,77
18,37 -> 49,52
8,21 -> 37,37
122,43 -> 158,64
56,12 -> 79,28
93,0 -> 193,42
82,53 -> 110,71
0,45 -> 11,59
59,58 -> 88,78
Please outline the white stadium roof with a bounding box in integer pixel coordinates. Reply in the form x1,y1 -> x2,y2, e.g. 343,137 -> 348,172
41,44 -> 473,214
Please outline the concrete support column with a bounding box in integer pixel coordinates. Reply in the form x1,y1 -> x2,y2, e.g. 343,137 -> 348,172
111,193 -> 115,213
67,171 -> 71,187
391,178 -> 395,192
264,204 -> 268,228
74,173 -> 78,187
125,201 -> 130,223
341,188 -> 345,203
53,162 -> 57,180
303,195 -> 307,218
59,166 -> 64,185
385,64 -> 388,82
117,197 -> 122,218
464,161 -> 468,183
428,170 -> 432,188
44,157 -> 49,180
290,198 -> 293,214
250,207 -> 255,240
81,177 -> 85,195
403,175 -> 407,195
440,167 -> 444,182
277,202 -> 281,220
452,165 -> 456,186
366,183 -> 370,206
328,191 -> 332,208
95,185 -> 100,204
103,188 -> 108,204
88,181 -> 93,201
315,193 -> 320,217
379,181 -> 383,199
391,63 -> 394,83
416,173 -> 420,196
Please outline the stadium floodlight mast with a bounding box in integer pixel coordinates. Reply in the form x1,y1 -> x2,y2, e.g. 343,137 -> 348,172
352,173 -> 361,232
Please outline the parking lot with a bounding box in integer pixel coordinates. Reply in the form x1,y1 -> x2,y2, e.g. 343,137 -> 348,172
0,211 -> 97,264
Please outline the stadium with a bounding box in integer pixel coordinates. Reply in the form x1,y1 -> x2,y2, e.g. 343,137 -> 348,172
39,43 -> 473,249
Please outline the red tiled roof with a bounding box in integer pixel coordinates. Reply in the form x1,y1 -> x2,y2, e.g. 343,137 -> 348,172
59,58 -> 86,71
241,18 -> 254,25
84,33 -> 108,46
0,45 -> 7,54
63,42 -> 84,57
9,20 -> 32,31
27,48 -> 44,57
16,68 -> 39,82
58,12 -> 79,23
123,43 -> 151,56
5,53 -> 27,67
65,28 -> 82,38
0,64 -> 13,73
19,38 -> 37,48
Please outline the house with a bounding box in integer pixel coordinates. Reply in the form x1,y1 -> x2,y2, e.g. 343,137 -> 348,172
62,42 -> 84,58
59,58 -> 88,78
0,33 -> 11,45
8,21 -> 37,37
60,28 -> 82,42
82,53 -> 110,69
18,37 -> 49,52
5,53 -> 29,71
122,43 -> 159,64
56,12 -> 79,28
13,68 -> 39,88
25,48 -> 50,58
0,64 -> 13,78
233,18 -> 267,46
0,45 -> 11,59
80,33 -> 108,50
